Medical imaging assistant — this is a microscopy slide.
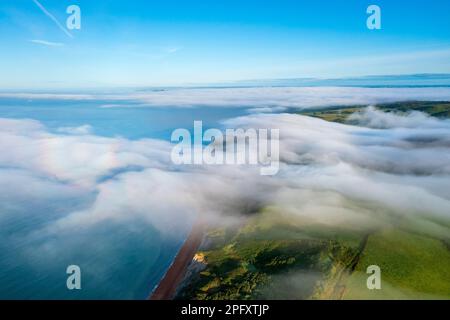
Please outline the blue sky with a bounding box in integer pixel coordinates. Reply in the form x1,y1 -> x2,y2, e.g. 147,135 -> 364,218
1,0 -> 450,88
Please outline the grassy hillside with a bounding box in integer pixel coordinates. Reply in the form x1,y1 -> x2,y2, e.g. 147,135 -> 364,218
343,229 -> 450,299
177,210 -> 450,300
177,209 -> 370,300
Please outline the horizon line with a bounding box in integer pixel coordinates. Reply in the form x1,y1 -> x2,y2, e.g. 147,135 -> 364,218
2,73 -> 450,92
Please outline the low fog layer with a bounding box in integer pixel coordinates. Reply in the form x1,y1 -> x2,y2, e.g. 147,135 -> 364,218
2,86 -> 450,111
0,92 -> 450,298
1,106 -> 449,236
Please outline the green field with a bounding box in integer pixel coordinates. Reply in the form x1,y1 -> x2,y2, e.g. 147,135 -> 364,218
343,228 -> 450,299
177,210 -> 450,300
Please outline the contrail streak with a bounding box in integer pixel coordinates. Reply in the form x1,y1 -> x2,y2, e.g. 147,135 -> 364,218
32,0 -> 73,38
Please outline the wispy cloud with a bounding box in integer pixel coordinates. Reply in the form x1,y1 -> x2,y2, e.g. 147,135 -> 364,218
31,0 -> 73,38
30,39 -> 64,47
129,46 -> 183,60
165,47 -> 181,54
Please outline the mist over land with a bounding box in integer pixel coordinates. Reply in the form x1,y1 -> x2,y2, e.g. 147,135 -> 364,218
0,86 -> 450,299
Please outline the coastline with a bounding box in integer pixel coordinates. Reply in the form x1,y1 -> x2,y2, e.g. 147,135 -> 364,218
149,221 -> 205,300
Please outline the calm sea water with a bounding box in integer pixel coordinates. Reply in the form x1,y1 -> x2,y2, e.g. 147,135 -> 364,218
0,97 -> 247,299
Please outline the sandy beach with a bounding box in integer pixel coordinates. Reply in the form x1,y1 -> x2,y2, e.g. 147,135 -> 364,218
149,222 -> 205,300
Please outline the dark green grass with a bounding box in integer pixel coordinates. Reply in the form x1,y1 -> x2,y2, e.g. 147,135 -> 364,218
343,228 -> 450,299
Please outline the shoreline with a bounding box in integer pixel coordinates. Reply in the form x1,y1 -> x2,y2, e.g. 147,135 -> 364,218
149,221 -> 205,300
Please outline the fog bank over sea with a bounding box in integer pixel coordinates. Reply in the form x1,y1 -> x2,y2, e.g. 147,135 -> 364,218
0,84 -> 449,299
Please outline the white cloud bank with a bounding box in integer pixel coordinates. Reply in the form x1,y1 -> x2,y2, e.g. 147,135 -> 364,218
2,86 -> 450,110
1,105 -> 449,239
348,105 -> 450,129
